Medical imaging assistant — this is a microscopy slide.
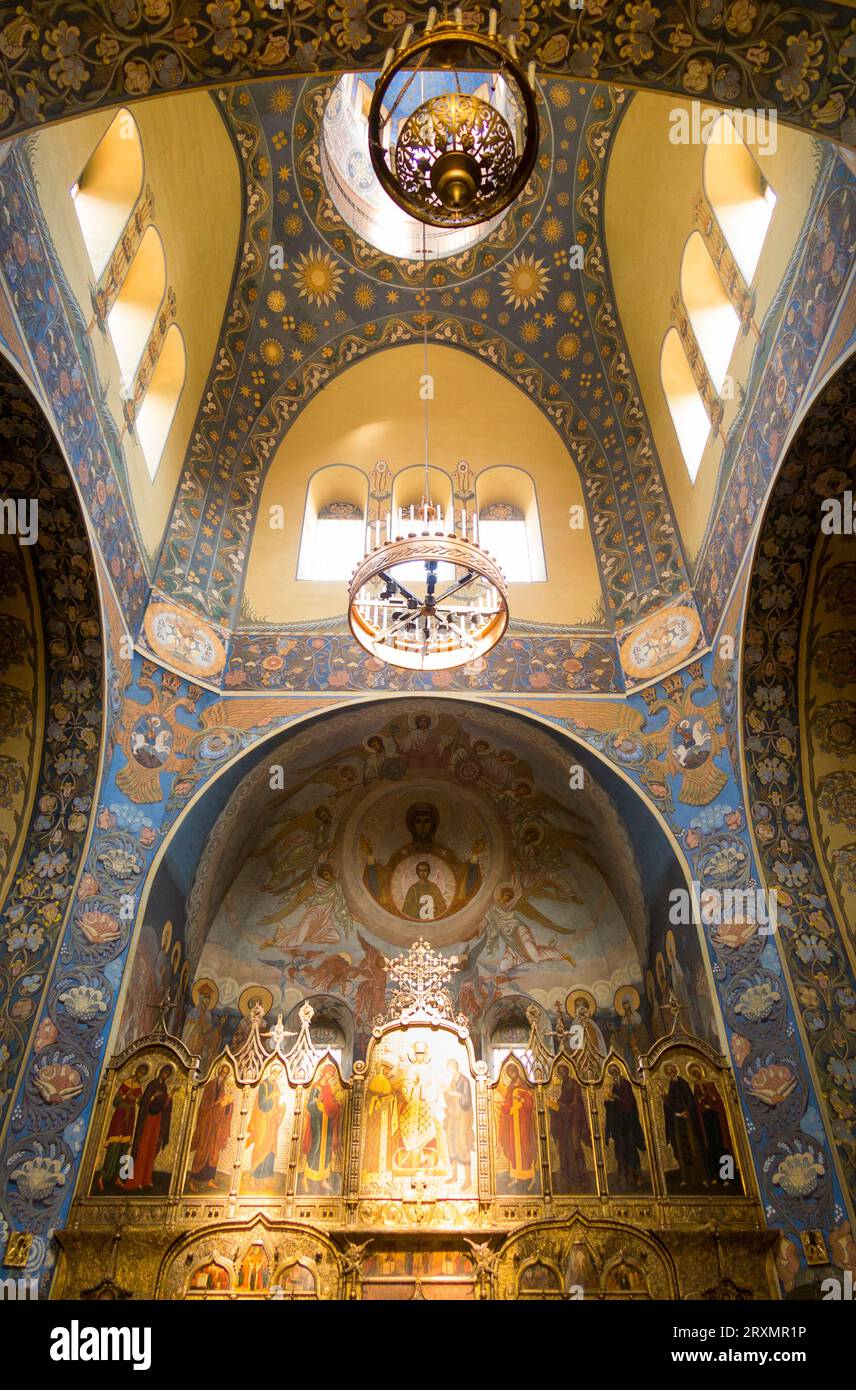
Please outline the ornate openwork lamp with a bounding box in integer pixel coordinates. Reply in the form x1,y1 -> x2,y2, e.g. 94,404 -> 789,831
348,516 -> 509,672
367,7 -> 539,228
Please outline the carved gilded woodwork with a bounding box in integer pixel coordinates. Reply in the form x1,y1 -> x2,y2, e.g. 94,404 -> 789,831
55,954 -> 776,1300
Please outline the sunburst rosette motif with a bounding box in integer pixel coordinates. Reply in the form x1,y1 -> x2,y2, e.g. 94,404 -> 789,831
292,246 -> 344,307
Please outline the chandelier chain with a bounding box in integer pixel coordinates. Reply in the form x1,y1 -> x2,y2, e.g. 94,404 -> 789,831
422,221 -> 430,512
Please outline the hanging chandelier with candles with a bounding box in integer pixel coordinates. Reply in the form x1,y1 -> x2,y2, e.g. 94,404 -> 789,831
348,501 -> 509,672
367,7 -> 539,229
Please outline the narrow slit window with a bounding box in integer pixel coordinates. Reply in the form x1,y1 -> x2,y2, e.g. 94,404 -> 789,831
661,329 -> 710,484
704,113 -> 776,284
136,325 -> 186,479
106,225 -> 166,390
70,108 -> 143,280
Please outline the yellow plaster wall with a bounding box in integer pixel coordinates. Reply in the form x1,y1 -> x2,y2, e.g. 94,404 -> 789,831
243,343 -> 603,626
606,92 -> 821,565
29,91 -> 241,566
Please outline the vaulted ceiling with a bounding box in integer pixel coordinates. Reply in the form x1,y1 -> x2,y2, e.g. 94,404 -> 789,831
0,4 -> 854,697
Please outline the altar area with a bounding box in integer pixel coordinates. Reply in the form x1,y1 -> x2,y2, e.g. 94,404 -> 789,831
55,940 -> 775,1301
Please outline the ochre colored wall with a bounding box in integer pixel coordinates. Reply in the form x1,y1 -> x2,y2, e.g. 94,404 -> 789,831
244,343 -> 603,626
29,92 -> 241,566
606,92 -> 820,565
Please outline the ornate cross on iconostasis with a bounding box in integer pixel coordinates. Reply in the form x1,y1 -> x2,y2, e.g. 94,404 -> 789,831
384,937 -> 461,1022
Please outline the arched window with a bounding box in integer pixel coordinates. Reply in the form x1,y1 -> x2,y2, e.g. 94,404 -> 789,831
136,325 -> 186,479
285,996 -> 353,1072
660,329 -> 710,483
391,465 -> 454,523
297,465 -> 367,580
476,466 -> 546,582
483,999 -> 536,1079
106,225 -> 166,388
390,465 -> 454,581
704,113 -> 776,284
680,231 -> 740,393
70,108 -> 144,279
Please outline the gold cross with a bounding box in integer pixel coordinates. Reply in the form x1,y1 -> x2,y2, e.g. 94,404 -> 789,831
410,1173 -> 431,1223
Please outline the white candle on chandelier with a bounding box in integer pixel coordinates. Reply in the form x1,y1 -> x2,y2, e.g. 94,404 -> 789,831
386,511 -> 392,541
472,511 -> 479,543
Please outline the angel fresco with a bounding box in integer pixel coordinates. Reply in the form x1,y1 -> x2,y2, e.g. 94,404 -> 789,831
511,821 -> 585,907
352,932 -> 389,1027
259,860 -> 352,951
484,878 -> 576,972
255,803 -> 335,899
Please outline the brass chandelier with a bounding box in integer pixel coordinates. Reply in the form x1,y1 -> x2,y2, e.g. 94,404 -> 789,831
348,514 -> 509,672
367,7 -> 539,228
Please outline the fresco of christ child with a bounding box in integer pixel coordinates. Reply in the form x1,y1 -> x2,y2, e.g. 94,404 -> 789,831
401,861 -> 448,921
361,801 -> 483,921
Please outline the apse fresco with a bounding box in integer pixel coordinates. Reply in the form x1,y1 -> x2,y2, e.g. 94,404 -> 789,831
177,702 -> 698,1070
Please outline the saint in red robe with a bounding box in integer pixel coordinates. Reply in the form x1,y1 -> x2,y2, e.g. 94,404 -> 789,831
125,1066 -> 173,1190
188,1067 -> 234,1189
498,1066 -> 538,1186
